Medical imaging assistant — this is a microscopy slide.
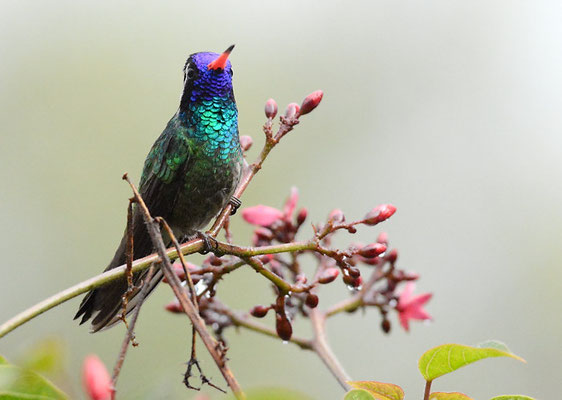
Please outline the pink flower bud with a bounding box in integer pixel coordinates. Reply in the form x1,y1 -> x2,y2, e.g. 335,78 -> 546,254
359,243 -> 387,258
328,209 -> 345,224
265,98 -> 278,119
276,314 -> 293,341
363,204 -> 397,226
385,248 -> 398,263
305,293 -> 319,308
299,90 -> 323,116
242,205 -> 284,226
381,318 -> 391,334
318,267 -> 339,284
250,305 -> 270,318
239,135 -> 253,152
376,232 -> 388,245
254,227 -> 274,242
82,355 -> 112,400
283,187 -> 299,219
165,300 -> 183,313
284,103 -> 300,119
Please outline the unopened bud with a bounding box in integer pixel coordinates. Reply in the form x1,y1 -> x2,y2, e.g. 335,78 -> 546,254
265,98 -> 278,119
328,209 -> 345,224
82,355 -> 112,400
209,255 -> 223,266
276,314 -> 293,341
348,266 -> 361,278
343,274 -> 362,288
381,318 -> 391,334
165,300 -> 183,314
359,243 -> 387,258
240,135 -> 253,152
363,204 -> 397,226
299,90 -> 323,116
305,293 -> 319,308
376,232 -> 389,245
318,267 -> 339,284
296,208 -> 308,225
284,103 -> 300,119
250,305 -> 270,318
385,248 -> 398,263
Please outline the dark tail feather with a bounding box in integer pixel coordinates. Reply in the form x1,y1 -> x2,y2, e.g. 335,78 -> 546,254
74,213 -> 163,332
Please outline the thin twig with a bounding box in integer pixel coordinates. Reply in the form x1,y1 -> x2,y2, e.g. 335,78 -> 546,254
123,174 -> 245,399
111,265 -> 156,391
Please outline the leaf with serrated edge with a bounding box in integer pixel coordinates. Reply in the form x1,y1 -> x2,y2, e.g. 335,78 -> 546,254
430,392 -> 474,400
418,340 -> 525,381
489,396 -> 536,400
347,381 -> 404,400
345,389 -> 377,400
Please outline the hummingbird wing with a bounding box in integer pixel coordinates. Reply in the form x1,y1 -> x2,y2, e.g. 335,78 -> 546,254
75,122 -> 194,331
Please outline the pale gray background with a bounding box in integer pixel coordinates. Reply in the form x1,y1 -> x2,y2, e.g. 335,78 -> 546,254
1,1 -> 561,399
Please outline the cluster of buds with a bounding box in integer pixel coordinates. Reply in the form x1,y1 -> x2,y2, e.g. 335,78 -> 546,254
161,92 -> 431,344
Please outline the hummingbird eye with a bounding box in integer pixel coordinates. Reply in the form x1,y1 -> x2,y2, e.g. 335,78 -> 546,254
186,68 -> 196,80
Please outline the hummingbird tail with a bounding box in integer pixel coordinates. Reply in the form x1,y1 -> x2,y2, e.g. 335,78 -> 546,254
74,213 -> 164,332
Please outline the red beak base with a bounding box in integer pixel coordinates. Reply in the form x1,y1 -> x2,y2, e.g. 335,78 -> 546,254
207,44 -> 235,71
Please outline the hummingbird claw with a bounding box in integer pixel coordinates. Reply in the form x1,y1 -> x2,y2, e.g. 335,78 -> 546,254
229,196 -> 242,215
196,231 -> 218,254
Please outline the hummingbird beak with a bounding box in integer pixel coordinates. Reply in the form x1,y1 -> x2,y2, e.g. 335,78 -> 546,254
207,44 -> 235,71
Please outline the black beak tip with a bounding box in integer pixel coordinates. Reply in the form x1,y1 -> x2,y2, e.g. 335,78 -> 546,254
225,44 -> 235,54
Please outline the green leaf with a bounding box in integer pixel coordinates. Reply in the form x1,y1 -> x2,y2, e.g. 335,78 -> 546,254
418,340 -> 525,381
238,387 -> 313,400
430,392 -> 474,400
19,338 -> 65,375
0,360 -> 67,400
489,396 -> 536,400
345,389 -> 377,400
347,381 -> 404,400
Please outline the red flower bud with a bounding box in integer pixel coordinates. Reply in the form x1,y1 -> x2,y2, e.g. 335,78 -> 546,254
284,103 -> 300,119
250,305 -> 270,318
348,266 -> 361,278
239,135 -> 253,152
82,355 -> 112,400
296,208 -> 308,225
164,300 -> 183,314
328,208 -> 345,224
305,293 -> 319,308
381,318 -> 391,334
363,204 -> 397,226
299,90 -> 323,116
343,274 -> 362,288
265,98 -> 278,119
359,243 -> 387,258
385,248 -> 398,263
276,314 -> 293,341
318,267 -> 339,284
376,232 -> 388,245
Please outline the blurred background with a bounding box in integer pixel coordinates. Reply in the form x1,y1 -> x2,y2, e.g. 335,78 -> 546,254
1,1 -> 561,399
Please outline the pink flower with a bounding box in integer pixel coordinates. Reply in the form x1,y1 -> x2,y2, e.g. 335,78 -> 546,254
82,355 -> 112,400
242,205 -> 284,226
396,283 -> 432,332
282,187 -> 299,220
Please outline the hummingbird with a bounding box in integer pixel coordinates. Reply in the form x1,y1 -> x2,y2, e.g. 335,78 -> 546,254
75,45 -> 243,332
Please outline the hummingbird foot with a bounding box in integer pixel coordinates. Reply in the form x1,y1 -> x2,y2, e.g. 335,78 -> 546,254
229,196 -> 242,215
196,231 -> 218,255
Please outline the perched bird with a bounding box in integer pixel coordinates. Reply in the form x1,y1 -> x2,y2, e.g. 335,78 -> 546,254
75,46 -> 243,332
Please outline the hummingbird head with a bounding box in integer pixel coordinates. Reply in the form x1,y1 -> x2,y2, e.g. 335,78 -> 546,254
180,45 -> 235,111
